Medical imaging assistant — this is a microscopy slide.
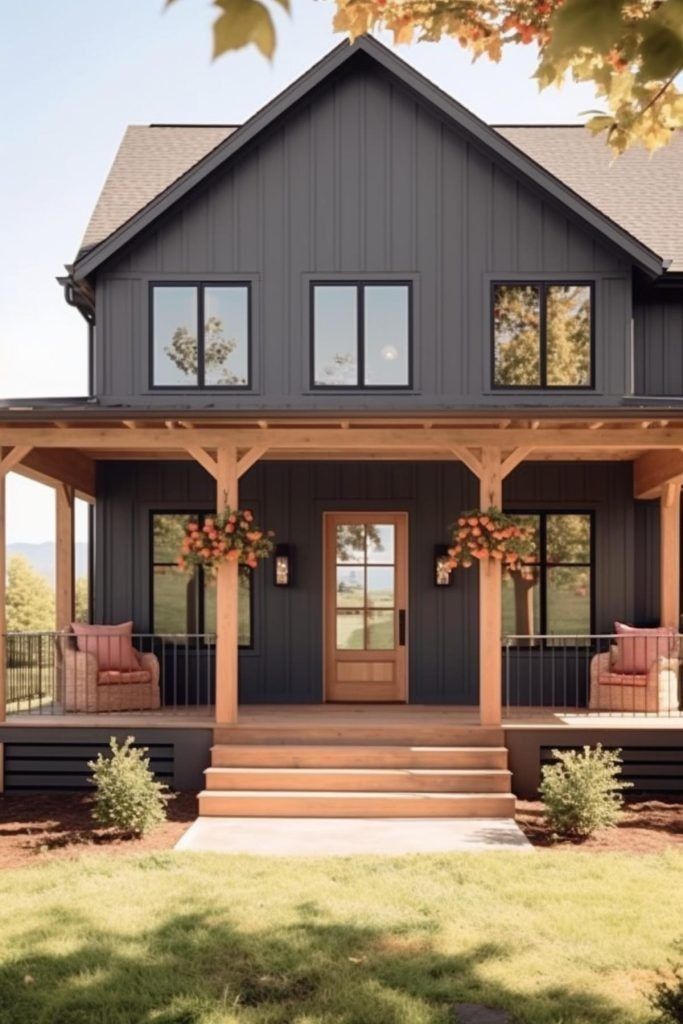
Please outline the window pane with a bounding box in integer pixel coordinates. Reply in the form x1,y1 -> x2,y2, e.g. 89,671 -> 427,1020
313,286 -> 358,386
153,287 -> 198,386
546,514 -> 591,565
336,524 -> 365,563
366,524 -> 395,564
153,566 -> 195,634
204,572 -> 252,647
363,286 -> 409,386
153,514 -> 190,563
547,566 -> 591,638
546,285 -> 591,387
367,610 -> 394,650
336,566 -> 365,607
204,286 -> 249,387
502,570 -> 541,641
367,567 -> 394,607
493,285 -> 540,387
337,609 -> 365,649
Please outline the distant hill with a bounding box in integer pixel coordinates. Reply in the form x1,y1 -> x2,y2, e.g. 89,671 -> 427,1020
7,542 -> 89,582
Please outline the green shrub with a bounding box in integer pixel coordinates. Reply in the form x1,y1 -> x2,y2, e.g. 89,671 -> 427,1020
539,744 -> 631,839
88,736 -> 171,835
650,959 -> 683,1023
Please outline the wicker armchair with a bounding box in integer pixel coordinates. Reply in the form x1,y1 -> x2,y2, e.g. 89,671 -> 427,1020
589,645 -> 680,713
62,641 -> 161,713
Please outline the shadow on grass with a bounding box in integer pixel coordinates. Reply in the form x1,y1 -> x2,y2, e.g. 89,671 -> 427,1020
0,898 -> 647,1024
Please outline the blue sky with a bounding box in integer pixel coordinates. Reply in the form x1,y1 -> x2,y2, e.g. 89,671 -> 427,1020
2,0 -> 602,543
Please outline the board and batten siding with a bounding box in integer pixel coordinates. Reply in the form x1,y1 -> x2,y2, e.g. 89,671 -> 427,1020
95,459 -> 653,704
94,59 -> 633,410
634,287 -> 683,397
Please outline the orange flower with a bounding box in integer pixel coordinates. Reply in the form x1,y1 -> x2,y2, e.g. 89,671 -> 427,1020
468,517 -> 478,526
243,510 -> 254,522
205,518 -> 214,530
246,530 -> 262,541
226,523 -> 235,533
472,527 -> 481,536
227,549 -> 239,561
458,517 -> 466,526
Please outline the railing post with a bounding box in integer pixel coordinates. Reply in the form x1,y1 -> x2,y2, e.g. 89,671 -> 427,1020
660,482 -> 681,629
479,448 -> 503,727
215,446 -> 239,725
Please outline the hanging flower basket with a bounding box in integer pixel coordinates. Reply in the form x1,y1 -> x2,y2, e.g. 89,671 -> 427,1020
177,508 -> 274,574
446,506 -> 535,572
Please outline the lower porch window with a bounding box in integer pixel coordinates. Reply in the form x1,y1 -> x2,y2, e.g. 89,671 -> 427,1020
151,513 -> 252,647
502,512 -> 593,646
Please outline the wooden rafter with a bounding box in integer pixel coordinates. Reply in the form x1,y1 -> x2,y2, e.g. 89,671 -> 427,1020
185,446 -> 218,479
450,446 -> 483,478
237,446 -> 268,478
633,449 -> 683,499
500,447 -> 532,479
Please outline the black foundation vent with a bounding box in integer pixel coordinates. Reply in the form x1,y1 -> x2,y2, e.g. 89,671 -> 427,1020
2,742 -> 174,792
540,745 -> 683,794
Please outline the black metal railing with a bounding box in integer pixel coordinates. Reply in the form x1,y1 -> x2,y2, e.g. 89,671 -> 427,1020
504,632 -> 683,716
4,632 -> 217,716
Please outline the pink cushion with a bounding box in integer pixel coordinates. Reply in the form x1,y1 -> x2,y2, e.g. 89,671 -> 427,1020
71,621 -> 141,672
612,622 -> 676,674
599,672 -> 648,688
98,669 -> 152,686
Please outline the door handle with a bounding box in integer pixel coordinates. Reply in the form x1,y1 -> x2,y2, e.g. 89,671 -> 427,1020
398,610 -> 406,646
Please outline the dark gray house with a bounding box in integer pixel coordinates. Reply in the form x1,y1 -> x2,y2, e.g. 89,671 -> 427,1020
1,37 -> 682,810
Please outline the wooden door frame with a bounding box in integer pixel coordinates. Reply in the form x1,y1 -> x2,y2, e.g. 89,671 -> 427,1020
322,510 -> 409,703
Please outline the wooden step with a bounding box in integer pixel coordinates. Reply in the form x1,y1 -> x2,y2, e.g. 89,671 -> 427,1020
210,744 -> 508,770
205,767 -> 512,793
198,790 -> 516,818
213,725 -> 504,747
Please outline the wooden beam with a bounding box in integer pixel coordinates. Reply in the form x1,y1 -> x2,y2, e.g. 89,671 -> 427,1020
215,446 -> 239,725
634,449 -> 683,499
13,448 -> 96,499
0,445 -> 32,476
237,446 -> 268,478
55,484 -> 75,632
660,483 -> 681,629
5,424 -> 683,451
185,446 -> 218,479
478,448 -> 503,728
450,446 -> 483,478
500,447 -> 532,479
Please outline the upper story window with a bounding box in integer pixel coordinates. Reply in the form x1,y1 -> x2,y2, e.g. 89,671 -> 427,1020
492,282 -> 593,389
312,282 -> 411,389
151,283 -> 250,389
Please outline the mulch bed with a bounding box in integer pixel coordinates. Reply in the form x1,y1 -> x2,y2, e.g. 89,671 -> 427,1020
0,791 -> 197,870
0,792 -> 681,869
517,796 -> 683,853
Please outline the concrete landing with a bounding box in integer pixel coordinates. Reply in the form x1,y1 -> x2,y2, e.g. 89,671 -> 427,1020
174,817 -> 533,856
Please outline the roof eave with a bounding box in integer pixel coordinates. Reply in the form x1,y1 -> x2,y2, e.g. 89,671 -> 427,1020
72,35 -> 666,282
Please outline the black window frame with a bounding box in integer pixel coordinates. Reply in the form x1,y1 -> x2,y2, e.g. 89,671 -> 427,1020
149,281 -> 252,391
502,509 -> 595,647
310,280 -> 413,391
150,510 -> 254,649
491,280 -> 595,391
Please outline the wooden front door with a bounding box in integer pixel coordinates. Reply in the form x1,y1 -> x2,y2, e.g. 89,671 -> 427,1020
324,512 -> 408,702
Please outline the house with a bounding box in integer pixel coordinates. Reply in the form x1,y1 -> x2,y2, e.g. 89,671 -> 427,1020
1,37 -> 682,811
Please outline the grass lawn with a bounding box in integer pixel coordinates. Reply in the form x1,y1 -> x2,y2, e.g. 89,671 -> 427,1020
0,850 -> 681,1024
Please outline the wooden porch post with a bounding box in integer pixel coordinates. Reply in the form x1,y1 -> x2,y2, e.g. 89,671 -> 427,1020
478,448 -> 503,727
0,461 -> 5,724
55,484 -> 75,631
659,482 -> 681,629
215,445 -> 239,725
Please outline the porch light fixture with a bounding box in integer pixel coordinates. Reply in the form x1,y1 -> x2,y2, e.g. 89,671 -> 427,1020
274,544 -> 293,587
434,545 -> 453,587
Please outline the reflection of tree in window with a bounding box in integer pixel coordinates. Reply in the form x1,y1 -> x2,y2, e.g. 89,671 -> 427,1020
165,315 -> 246,386
494,285 -> 540,386
336,523 -> 384,562
320,351 -> 357,387
546,286 -> 591,386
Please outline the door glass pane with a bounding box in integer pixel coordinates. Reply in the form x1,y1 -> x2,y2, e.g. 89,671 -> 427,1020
366,524 -> 395,564
204,286 -> 249,387
336,524 -> 366,563
546,514 -> 590,564
337,610 -> 365,650
314,286 -> 358,386
153,286 -> 198,386
547,566 -> 591,641
363,285 -> 409,386
367,610 -> 394,650
546,285 -> 591,387
367,566 -> 394,607
493,284 -> 540,387
336,566 -> 365,607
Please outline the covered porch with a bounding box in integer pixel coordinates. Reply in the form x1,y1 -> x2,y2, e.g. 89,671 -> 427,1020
2,412 -> 683,728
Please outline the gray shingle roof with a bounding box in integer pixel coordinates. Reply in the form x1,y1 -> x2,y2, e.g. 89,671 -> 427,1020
80,119 -> 683,270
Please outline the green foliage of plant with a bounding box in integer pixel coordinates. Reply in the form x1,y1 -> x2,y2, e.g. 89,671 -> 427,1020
651,958 -> 683,1023
539,744 -> 632,838
88,736 -> 171,836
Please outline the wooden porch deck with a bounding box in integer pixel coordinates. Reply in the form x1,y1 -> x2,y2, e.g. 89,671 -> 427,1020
5,703 -> 683,729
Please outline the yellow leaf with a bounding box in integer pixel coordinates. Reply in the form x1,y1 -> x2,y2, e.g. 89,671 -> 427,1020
212,0 -> 276,60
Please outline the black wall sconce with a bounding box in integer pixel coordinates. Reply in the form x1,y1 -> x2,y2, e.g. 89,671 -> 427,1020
274,544 -> 293,586
434,545 -> 454,587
